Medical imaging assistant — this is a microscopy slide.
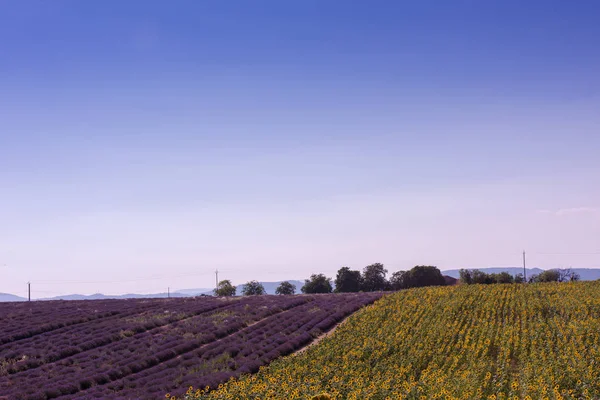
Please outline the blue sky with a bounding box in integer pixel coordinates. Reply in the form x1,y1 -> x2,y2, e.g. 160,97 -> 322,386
1,1 -> 599,297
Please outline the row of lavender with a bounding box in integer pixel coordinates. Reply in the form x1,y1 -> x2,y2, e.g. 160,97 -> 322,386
0,297 -> 237,374
0,296 -> 310,400
0,297 -> 226,346
0,299 -> 143,345
64,293 -> 383,399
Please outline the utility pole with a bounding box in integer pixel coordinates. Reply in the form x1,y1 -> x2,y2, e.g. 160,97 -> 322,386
215,269 -> 219,289
28,282 -> 31,302
168,287 -> 170,299
523,250 -> 527,283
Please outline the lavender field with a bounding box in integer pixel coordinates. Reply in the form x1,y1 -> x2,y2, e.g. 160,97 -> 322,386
0,293 -> 382,399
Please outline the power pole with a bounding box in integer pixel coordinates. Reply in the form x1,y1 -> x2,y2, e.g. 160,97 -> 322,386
523,250 -> 527,283
215,269 -> 219,289
28,282 -> 31,302
168,287 -> 170,299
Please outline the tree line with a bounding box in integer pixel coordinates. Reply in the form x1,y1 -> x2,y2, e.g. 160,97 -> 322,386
213,266 -> 583,297
459,268 -> 580,285
213,264 -> 449,297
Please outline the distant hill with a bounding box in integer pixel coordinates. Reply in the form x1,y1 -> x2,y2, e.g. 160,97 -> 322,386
0,281 -> 307,302
40,292 -> 191,301
443,267 -> 600,281
0,292 -> 27,302
172,288 -> 214,296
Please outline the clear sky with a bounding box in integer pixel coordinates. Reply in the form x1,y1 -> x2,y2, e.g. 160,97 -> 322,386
1,1 -> 599,297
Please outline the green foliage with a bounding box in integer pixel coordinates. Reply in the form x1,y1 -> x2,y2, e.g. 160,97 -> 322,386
214,280 -> 236,297
301,274 -> 333,294
389,270 -> 407,290
275,281 -> 296,295
472,269 -> 494,284
529,268 -> 580,283
459,269 -> 474,284
361,263 -> 388,292
514,273 -> 525,284
461,268 -> 581,286
529,270 -> 558,283
460,269 -> 517,285
393,265 -> 445,289
241,280 -> 266,296
334,267 -> 362,293
494,271 -> 514,284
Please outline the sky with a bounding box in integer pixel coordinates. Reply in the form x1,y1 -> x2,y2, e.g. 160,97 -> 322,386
1,1 -> 599,297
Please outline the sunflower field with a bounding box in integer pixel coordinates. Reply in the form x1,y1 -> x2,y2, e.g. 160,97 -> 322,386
191,281 -> 600,400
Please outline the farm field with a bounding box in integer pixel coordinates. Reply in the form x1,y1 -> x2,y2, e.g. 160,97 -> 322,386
198,282 -> 600,400
0,293 -> 383,400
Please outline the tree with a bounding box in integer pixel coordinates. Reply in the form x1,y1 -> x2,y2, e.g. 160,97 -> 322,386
334,267 -> 362,293
301,274 -> 333,294
214,280 -> 236,297
390,266 -> 446,290
514,273 -> 525,284
459,269 -> 473,285
471,269 -> 494,285
494,272 -> 514,284
389,271 -> 407,290
558,268 -> 580,282
460,269 -> 515,285
402,266 -> 446,288
529,268 -> 580,283
361,263 -> 388,292
538,269 -> 561,283
275,281 -> 296,295
529,269 -> 559,283
241,280 -> 266,296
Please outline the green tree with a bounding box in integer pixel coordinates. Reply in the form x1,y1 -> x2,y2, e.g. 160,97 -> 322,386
402,266 -> 446,288
460,269 -> 515,285
301,274 -> 333,294
471,269 -> 494,284
334,267 -> 362,293
533,269 -> 561,283
361,263 -> 388,292
494,272 -> 515,284
459,269 -> 473,284
214,280 -> 236,297
389,271 -> 407,290
514,273 -> 525,284
275,281 -> 296,295
241,280 -> 266,296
